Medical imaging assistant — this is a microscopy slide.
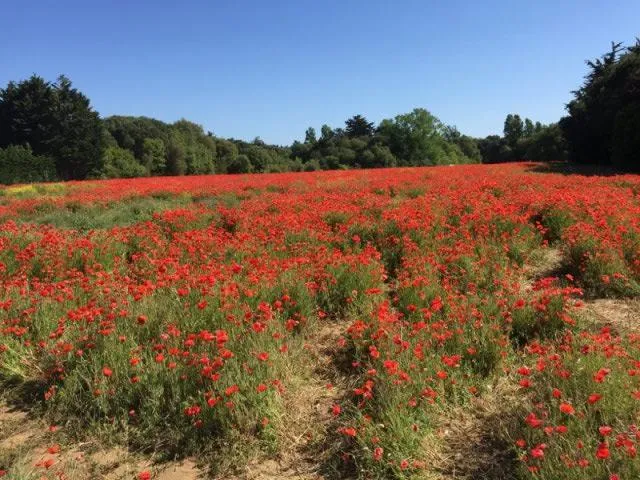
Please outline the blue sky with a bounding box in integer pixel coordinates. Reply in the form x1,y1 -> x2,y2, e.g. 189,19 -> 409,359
2,1 -> 639,145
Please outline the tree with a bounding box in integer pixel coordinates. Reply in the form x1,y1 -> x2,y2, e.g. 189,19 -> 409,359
453,135 -> 482,163
377,108 -> 445,165
320,124 -> 334,143
503,114 -> 524,148
103,116 -> 169,158
345,115 -> 375,138
216,139 -> 239,173
524,118 -> 535,137
245,145 -> 272,172
227,154 -> 252,174
561,39 -> 640,170
142,138 -> 166,174
0,74 -> 103,179
101,146 -> 146,178
477,135 -> 512,164
304,127 -> 317,144
166,140 -> 186,175
0,76 -> 56,155
171,120 -> 216,174
522,124 -> 567,161
0,145 -> 56,184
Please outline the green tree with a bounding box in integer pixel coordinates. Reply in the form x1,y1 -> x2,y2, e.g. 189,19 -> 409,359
101,146 -> 146,178
561,39 -> 640,170
478,135 -> 512,163
320,124 -> 334,143
216,139 -> 239,173
142,138 -> 166,174
0,75 -> 103,179
245,145 -> 272,172
503,114 -> 524,148
166,140 -> 187,175
524,118 -> 535,137
304,127 -> 317,144
227,154 -> 252,174
522,124 -> 568,161
0,145 -> 57,184
377,108 -> 445,165
171,120 -> 216,174
345,114 -> 375,138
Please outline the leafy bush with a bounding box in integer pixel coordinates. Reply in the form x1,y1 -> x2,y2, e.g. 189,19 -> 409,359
101,146 -> 147,178
0,144 -> 57,184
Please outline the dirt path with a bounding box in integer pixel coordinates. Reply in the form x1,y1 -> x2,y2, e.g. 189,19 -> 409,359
580,298 -> 640,333
0,400 -> 204,479
227,320 -> 350,480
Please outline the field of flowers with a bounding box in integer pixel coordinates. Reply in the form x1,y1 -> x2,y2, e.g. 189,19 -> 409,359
1,163 -> 639,479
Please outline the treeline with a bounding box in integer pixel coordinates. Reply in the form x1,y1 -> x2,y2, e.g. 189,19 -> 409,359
0,75 -> 484,183
0,38 -> 638,184
478,117 -> 567,164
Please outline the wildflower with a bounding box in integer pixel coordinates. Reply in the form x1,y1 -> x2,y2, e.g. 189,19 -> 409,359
530,445 -> 545,459
341,427 -> 357,437
588,393 -> 603,404
559,403 -> 575,415
596,442 -> 610,459
599,425 -> 613,436
47,444 -> 61,454
373,447 -> 383,461
594,368 -> 610,383
225,384 -> 239,396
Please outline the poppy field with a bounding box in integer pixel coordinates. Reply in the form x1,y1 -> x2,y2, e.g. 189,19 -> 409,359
1,163 -> 640,479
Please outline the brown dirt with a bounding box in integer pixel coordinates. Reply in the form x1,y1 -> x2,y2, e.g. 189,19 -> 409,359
0,400 -> 207,479
423,379 -> 524,480
156,459 -> 202,480
580,298 -> 640,333
520,247 -> 564,292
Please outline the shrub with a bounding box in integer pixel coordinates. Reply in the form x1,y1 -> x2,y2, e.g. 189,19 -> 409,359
0,144 -> 57,184
101,146 -> 147,178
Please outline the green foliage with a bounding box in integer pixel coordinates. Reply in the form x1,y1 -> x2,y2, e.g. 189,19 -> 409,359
444,126 -> 483,163
227,154 -> 252,174
142,137 -> 166,174
479,120 -> 567,163
166,139 -> 187,175
503,113 -> 524,148
522,124 -> 568,161
344,114 -> 375,138
0,145 -> 57,184
611,102 -> 640,169
561,39 -> 640,170
101,146 -> 147,178
304,127 -> 317,144
377,108 -> 443,165
172,119 -> 216,174
0,75 -> 102,180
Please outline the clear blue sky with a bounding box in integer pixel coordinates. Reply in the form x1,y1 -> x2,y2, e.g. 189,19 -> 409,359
2,1 -> 638,145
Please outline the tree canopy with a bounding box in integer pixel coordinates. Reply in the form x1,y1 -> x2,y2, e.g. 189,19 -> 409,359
0,75 -> 103,180
560,39 -> 640,170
